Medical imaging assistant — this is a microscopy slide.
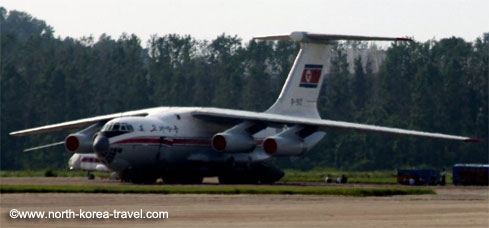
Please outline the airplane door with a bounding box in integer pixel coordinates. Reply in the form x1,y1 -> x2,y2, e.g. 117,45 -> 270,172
157,137 -> 165,161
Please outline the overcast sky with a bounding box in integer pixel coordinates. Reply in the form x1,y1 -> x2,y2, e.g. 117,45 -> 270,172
2,0 -> 488,44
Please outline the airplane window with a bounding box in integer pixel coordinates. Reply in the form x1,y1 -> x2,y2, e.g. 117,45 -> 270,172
120,124 -> 127,131
102,124 -> 112,132
101,122 -> 134,133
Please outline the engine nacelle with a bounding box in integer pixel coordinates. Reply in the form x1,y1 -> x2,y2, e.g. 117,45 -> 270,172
65,133 -> 93,153
211,121 -> 265,153
65,122 -> 104,153
212,133 -> 256,153
263,136 -> 306,156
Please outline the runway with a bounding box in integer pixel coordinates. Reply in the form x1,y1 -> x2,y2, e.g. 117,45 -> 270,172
1,177 -> 488,227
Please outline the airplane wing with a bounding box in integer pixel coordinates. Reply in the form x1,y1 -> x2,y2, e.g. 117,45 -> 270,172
9,109 -> 151,136
191,108 -> 479,142
23,141 -> 65,152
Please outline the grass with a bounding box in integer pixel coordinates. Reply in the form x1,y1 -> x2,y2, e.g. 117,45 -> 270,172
1,169 -> 453,185
0,170 -> 110,178
281,169 -> 454,185
281,169 -> 398,184
0,185 -> 435,197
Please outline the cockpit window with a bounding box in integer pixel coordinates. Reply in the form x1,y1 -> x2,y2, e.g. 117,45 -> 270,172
101,124 -> 109,132
101,122 -> 134,133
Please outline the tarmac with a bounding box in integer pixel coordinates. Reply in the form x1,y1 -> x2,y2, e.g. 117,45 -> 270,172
0,177 -> 488,227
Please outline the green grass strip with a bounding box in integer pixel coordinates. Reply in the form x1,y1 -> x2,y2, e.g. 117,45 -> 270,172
0,169 -> 453,185
0,170 -> 109,178
281,169 -> 454,185
281,169 -> 399,184
0,185 -> 435,197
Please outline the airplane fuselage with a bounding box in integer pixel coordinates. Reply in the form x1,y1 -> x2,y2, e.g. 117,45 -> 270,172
95,107 -> 290,183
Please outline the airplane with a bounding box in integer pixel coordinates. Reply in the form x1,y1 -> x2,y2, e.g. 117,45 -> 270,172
68,153 -> 112,179
10,32 -> 479,184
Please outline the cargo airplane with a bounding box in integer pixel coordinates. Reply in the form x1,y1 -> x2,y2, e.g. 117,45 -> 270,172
10,32 -> 479,184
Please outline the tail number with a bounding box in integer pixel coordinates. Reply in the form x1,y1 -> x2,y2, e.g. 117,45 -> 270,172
291,98 -> 303,106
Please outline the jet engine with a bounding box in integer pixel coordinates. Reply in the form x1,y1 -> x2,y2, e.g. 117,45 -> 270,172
212,133 -> 255,153
211,121 -> 265,153
65,122 -> 104,153
263,135 -> 306,156
263,125 -> 321,156
65,133 -> 94,153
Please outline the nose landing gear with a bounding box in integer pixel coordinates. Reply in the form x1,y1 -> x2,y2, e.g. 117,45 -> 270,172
87,171 -> 95,180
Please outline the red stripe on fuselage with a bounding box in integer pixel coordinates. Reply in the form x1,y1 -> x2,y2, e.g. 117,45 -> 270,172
113,137 -> 211,146
114,138 -> 160,144
81,157 -> 101,163
113,137 -> 266,147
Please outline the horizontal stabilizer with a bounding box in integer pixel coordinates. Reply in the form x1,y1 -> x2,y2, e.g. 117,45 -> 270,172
254,31 -> 413,43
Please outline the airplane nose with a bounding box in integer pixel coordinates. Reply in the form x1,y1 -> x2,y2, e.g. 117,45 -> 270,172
93,133 -> 110,159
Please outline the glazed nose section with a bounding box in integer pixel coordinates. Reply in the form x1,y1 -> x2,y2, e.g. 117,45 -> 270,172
93,133 -> 110,158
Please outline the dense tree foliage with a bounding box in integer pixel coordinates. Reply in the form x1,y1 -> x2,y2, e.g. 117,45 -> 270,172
1,8 -> 487,170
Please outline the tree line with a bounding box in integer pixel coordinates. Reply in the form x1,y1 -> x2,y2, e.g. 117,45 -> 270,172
1,8 -> 487,170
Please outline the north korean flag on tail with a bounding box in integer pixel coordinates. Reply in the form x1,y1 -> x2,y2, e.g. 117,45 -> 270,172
299,64 -> 323,88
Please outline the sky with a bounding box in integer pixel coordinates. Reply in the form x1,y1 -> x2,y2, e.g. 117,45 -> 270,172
2,0 -> 488,44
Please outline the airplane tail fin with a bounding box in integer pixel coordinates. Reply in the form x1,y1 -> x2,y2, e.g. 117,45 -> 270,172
254,32 -> 411,119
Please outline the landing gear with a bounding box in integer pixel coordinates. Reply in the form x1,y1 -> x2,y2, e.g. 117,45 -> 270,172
110,172 -> 120,180
162,175 -> 203,184
120,169 -> 157,184
218,175 -> 258,184
132,176 -> 157,185
218,163 -> 284,184
87,171 -> 95,180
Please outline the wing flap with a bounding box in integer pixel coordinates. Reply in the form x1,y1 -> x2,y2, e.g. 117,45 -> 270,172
192,108 -> 478,142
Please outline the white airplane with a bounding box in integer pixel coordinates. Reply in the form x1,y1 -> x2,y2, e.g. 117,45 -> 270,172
10,32 -> 479,184
68,153 -> 111,179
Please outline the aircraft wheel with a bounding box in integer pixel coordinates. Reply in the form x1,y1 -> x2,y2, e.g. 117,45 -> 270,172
87,173 -> 95,180
218,175 -> 258,184
110,172 -> 120,180
123,170 -> 157,184
162,177 -> 178,184
131,176 -> 157,185
183,176 -> 203,184
217,175 -> 233,184
163,176 -> 203,184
